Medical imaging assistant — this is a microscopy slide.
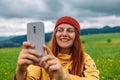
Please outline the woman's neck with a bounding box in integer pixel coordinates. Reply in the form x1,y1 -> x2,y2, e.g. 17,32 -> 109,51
59,48 -> 70,54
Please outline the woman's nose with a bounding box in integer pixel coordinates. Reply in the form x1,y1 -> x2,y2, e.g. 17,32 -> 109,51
62,30 -> 67,36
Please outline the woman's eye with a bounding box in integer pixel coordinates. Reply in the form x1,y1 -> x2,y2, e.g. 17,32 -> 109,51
57,29 -> 63,32
68,29 -> 75,33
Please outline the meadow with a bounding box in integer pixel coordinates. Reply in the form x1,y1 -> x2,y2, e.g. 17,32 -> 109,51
0,33 -> 120,80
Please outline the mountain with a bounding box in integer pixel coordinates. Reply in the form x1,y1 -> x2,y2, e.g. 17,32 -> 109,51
0,26 -> 120,48
81,26 -> 120,35
0,33 -> 52,48
0,37 -> 6,41
0,36 -> 14,41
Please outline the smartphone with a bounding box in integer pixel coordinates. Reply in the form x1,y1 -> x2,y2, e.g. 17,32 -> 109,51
27,22 -> 45,58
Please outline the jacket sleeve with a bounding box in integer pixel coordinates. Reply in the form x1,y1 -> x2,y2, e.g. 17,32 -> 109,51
14,65 -> 41,80
26,65 -> 41,80
69,53 -> 99,80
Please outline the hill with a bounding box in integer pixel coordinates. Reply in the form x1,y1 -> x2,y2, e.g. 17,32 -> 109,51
0,36 -> 14,41
81,26 -> 120,35
0,26 -> 120,48
0,33 -> 52,48
0,33 -> 120,80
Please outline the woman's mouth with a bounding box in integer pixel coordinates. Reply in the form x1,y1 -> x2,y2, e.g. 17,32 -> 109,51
60,38 -> 69,42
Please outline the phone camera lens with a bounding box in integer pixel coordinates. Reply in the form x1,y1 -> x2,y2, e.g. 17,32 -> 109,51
33,26 -> 36,33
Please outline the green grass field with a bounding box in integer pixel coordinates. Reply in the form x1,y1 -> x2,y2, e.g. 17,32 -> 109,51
0,33 -> 120,80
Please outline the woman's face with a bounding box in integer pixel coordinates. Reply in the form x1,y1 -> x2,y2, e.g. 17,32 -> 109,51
55,24 -> 76,49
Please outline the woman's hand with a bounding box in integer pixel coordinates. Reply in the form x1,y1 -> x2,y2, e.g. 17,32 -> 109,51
16,41 -> 41,80
17,41 -> 41,72
39,45 -> 70,80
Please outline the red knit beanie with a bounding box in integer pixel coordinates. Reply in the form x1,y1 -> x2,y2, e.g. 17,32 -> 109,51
55,16 -> 80,33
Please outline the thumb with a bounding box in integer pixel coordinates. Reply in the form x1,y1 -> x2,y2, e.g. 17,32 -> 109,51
43,45 -> 53,55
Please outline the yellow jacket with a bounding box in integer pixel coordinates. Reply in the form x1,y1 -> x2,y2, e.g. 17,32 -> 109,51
26,53 -> 99,80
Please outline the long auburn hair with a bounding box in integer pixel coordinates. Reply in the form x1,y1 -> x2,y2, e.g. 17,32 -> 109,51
49,28 -> 85,76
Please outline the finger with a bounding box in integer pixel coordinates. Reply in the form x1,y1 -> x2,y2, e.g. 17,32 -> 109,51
24,54 -> 40,63
43,45 -> 53,55
43,61 -> 49,71
48,59 -> 62,72
47,59 -> 56,66
41,55 -> 54,63
22,41 -> 35,49
19,50 -> 41,63
27,49 -> 41,57
18,59 -> 33,66
44,59 -> 56,70
39,55 -> 55,67
49,65 -> 60,72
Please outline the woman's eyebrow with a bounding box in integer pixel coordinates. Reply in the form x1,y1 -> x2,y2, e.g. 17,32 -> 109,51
68,28 -> 75,29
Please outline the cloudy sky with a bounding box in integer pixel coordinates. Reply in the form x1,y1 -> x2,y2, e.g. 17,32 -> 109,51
0,0 -> 120,36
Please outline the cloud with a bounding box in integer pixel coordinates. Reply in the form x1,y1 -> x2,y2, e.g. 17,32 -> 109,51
0,0 -> 47,19
0,0 -> 120,36
0,17 -> 54,36
63,0 -> 120,16
80,16 -> 120,29
0,0 -> 120,20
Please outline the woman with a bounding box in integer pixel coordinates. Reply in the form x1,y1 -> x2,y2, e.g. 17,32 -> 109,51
15,16 -> 99,80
